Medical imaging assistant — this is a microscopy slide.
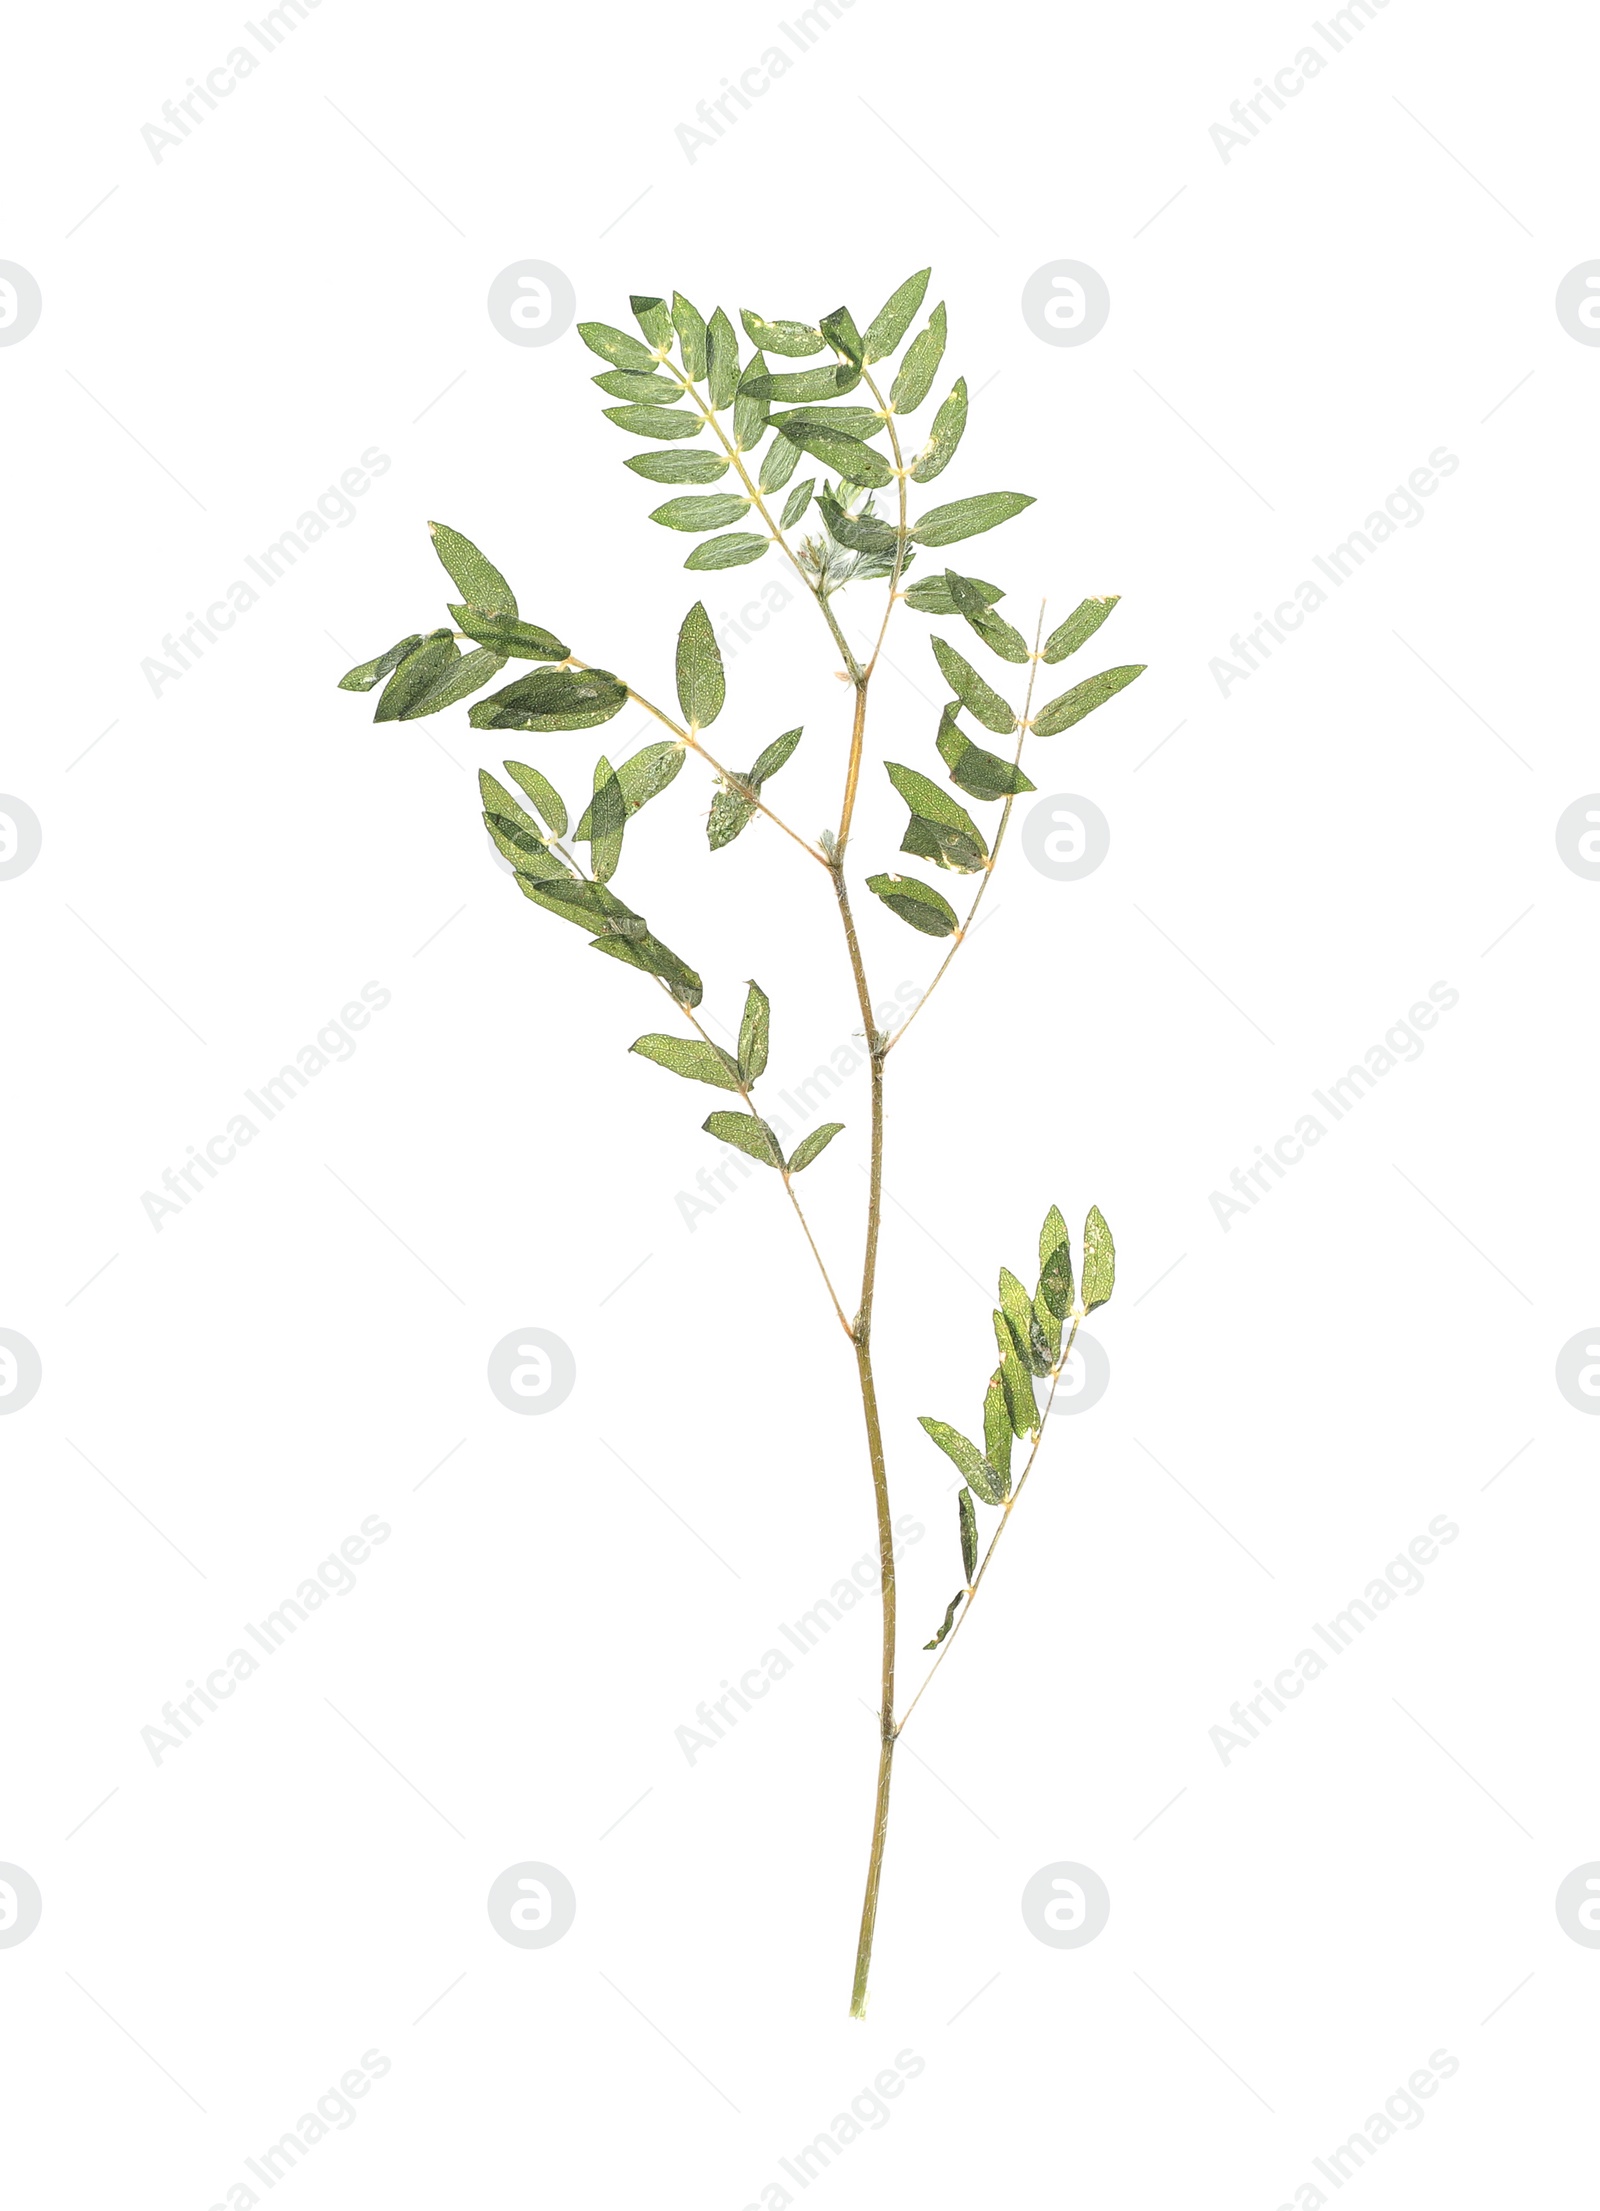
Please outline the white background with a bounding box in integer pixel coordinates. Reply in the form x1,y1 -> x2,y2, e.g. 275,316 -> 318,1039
3,1 -> 1598,2204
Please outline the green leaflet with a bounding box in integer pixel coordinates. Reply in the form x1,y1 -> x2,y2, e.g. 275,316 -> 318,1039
819,304 -> 864,367
770,405 -> 889,443
592,368 -> 684,404
787,1122 -> 843,1174
816,488 -> 899,554
910,378 -> 967,483
585,756 -> 626,883
673,293 -> 708,380
1030,664 -> 1146,736
959,1489 -> 979,1582
702,1110 -> 784,1167
338,634 -> 424,691
649,494 -> 753,533
675,602 -> 724,729
630,1033 -> 743,1090
449,608 -> 569,661
625,449 -> 730,485
1043,597 -> 1120,663
428,523 -> 517,617
917,1416 -> 1003,1507
749,727 -> 802,783
1081,1205 -> 1115,1313
745,363 -> 861,403
397,643 -> 507,719
864,871 -> 958,937
738,980 -> 770,1084
779,419 -> 892,489
631,294 -> 673,348
931,638 -> 1017,734
780,478 -> 815,528
486,810 -> 565,875
982,1371 -> 1013,1497
603,404 -> 703,441
706,308 -> 740,410
886,762 -> 989,874
757,434 -> 801,492
589,929 -> 703,1007
935,704 -> 1035,801
734,353 -> 770,450
864,268 -> 930,363
479,768 -> 543,840
923,1592 -> 965,1650
684,533 -> 768,570
503,760 -> 567,839
469,667 -> 629,732
902,573 -> 1002,616
884,761 -> 981,834
373,631 -> 455,720
912,492 -> 1035,547
890,302 -> 946,413
1038,1206 -> 1073,1321
579,320 -> 657,372
992,1310 -> 1037,1440
707,726 -> 802,850
945,571 -> 1029,663
1001,1265 -> 1053,1379
1033,1281 -> 1062,1366
574,741 -> 684,837
738,308 -> 824,357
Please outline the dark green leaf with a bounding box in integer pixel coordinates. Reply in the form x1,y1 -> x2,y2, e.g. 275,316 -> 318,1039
734,353 -> 769,449
707,788 -> 757,850
890,302 -> 946,413
780,420 -> 892,488
398,643 -> 507,719
1030,664 -> 1146,736
901,814 -> 986,874
450,608 -> 569,661
579,321 -> 657,372
631,294 -> 673,348
936,704 -> 1035,800
576,741 -> 686,837
865,871 -> 958,937
373,631 -> 455,721
992,1311 -> 1036,1440
1000,1266 -> 1051,1378
917,1416 -> 1003,1506
603,404 -> 702,441
685,533 -> 767,570
912,492 -> 1035,548
787,1122 -> 843,1174
910,378 -> 967,483
702,1110 -> 784,1166
770,406 -> 888,442
468,666 -> 629,732
649,494 -> 753,532
1033,1281 -> 1062,1366
931,638 -> 1016,735
1043,596 -> 1120,663
959,1489 -> 979,1581
672,292 -> 708,380
428,523 -> 517,617
503,760 -> 567,839
1082,1205 -> 1115,1312
749,727 -> 802,783
486,810 -> 565,874
630,1034 -> 743,1090
781,477 -> 815,528
675,602 -> 724,729
738,980 -> 770,1084
1037,1205 -> 1073,1320
922,1591 -> 965,1650
757,434 -> 801,492
819,305 -> 864,367
586,757 -> 626,883
902,573 -> 1003,616
518,873 -> 634,931
593,368 -> 684,404
982,1371 -> 1014,1495
590,928 -> 702,1006
864,268 -> 930,363
884,761 -> 983,835
945,571 -> 1029,663
746,363 -> 861,403
817,487 -> 899,553
626,448 -> 730,485
339,634 -> 424,692
739,308 -> 824,357
706,308 -> 739,409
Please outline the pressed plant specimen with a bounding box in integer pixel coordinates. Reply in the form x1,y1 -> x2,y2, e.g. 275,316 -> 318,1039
336,270 -> 1145,2013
